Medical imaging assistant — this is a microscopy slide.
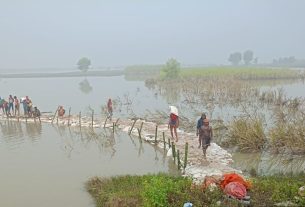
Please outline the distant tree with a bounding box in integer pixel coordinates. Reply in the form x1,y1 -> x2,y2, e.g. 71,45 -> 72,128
228,52 -> 242,65
243,50 -> 254,65
77,57 -> 91,72
162,58 -> 181,79
253,57 -> 258,65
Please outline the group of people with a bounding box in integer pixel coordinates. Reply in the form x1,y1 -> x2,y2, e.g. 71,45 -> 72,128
168,107 -> 213,158
0,95 -> 41,118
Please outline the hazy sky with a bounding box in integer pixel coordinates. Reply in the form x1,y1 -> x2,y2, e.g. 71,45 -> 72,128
1,0 -> 305,69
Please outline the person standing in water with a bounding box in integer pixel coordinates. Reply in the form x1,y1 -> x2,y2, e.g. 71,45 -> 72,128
199,118 -> 213,158
14,96 -> 20,116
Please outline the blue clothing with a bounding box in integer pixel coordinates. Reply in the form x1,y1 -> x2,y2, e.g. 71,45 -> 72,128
197,118 -> 204,129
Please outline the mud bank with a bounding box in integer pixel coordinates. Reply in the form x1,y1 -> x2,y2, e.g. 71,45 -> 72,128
0,113 -> 240,183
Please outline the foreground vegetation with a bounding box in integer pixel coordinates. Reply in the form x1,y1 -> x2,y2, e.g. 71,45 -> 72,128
86,173 -> 305,207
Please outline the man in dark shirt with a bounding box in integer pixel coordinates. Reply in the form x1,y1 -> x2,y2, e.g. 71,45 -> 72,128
199,118 -> 213,158
196,113 -> 206,148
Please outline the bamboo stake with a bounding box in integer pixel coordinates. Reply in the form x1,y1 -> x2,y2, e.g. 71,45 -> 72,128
137,128 -> 142,141
68,107 -> 71,126
154,125 -> 158,144
113,122 -> 115,133
162,132 -> 165,149
79,111 -> 81,128
103,116 -> 109,128
172,142 -> 176,163
91,110 -> 94,128
129,119 -> 137,135
168,138 -> 171,148
137,122 -> 143,139
184,142 -> 189,170
115,118 -> 120,126
177,150 -> 181,170
51,106 -> 59,124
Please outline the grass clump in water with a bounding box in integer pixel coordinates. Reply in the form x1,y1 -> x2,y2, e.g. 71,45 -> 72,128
269,103 -> 305,154
227,117 -> 266,152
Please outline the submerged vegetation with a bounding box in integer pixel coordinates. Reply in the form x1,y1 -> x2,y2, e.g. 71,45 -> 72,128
141,66 -> 305,155
86,173 -> 305,207
227,116 -> 266,152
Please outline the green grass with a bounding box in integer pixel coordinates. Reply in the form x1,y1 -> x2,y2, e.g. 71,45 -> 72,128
180,67 -> 299,80
86,173 -> 305,207
124,65 -> 301,81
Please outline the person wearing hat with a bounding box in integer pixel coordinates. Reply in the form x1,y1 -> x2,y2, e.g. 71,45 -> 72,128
197,113 -> 207,148
199,118 -> 213,158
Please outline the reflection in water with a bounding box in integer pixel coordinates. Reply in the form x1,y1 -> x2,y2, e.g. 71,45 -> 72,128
232,151 -> 305,176
0,120 -> 42,146
25,122 -> 42,141
0,121 -> 178,207
79,78 -> 93,94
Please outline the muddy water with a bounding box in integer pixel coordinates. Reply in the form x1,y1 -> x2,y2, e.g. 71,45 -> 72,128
0,120 -> 177,207
232,152 -> 305,176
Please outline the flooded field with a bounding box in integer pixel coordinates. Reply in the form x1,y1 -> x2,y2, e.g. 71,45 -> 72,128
0,120 -> 177,207
0,74 -> 304,206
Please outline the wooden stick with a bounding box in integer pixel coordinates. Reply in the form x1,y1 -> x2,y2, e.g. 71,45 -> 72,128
162,132 -> 166,149
114,118 -> 120,126
137,123 -> 143,139
129,119 -> 137,135
168,138 -> 171,148
112,122 -> 115,133
51,106 -> 59,124
172,142 -> 176,163
68,107 -> 71,126
184,142 -> 189,170
79,111 -> 81,128
177,150 -> 181,170
103,116 -> 109,128
91,110 -> 94,128
154,125 -> 158,144
137,128 -> 142,140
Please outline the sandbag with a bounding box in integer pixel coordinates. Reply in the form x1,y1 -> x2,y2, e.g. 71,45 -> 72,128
224,181 -> 247,199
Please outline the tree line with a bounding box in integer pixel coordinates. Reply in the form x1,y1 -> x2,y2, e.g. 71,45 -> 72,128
228,50 -> 257,66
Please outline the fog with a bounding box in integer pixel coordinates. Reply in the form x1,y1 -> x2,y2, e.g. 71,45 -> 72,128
1,0 -> 305,69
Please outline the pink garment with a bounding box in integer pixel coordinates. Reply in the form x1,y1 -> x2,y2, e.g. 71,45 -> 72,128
224,182 -> 247,199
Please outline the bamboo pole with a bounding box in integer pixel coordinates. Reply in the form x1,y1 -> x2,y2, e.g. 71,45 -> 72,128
168,138 -> 171,148
177,150 -> 181,170
103,116 -> 108,128
162,132 -> 165,149
79,111 -> 81,128
114,118 -> 120,126
184,142 -> 189,170
91,110 -> 94,128
129,119 -> 137,135
113,122 -> 115,133
51,106 -> 59,124
68,107 -> 71,126
154,125 -> 158,144
172,142 -> 176,163
137,122 -> 144,139
137,128 -> 142,141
